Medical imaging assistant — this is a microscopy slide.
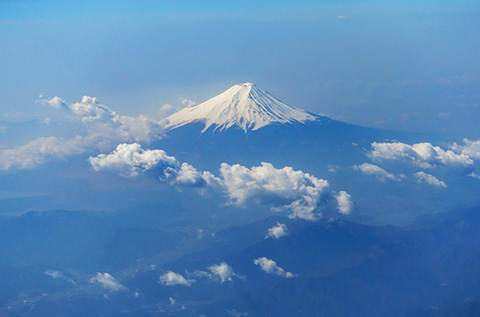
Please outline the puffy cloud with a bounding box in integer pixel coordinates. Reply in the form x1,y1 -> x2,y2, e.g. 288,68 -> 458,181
414,172 -> 447,188
336,191 -> 353,215
89,143 -> 218,186
265,222 -> 287,239
159,271 -> 194,286
353,163 -> 403,182
89,143 -> 177,178
91,144 -> 352,221
451,139 -> 480,160
254,257 -> 295,278
208,262 -> 239,283
0,96 -> 165,170
38,95 -> 67,109
369,141 -> 473,169
219,162 -> 336,221
90,272 -> 128,292
173,162 -> 219,187
69,96 -> 116,122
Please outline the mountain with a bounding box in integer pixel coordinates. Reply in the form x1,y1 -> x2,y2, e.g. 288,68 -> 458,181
158,83 -> 384,170
154,83 -> 450,225
163,82 -> 319,132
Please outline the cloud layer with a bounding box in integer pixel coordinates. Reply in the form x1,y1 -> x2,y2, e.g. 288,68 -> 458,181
0,95 -> 164,170
90,144 -> 353,221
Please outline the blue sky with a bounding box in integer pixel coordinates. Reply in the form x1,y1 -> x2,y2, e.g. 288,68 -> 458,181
1,0 -> 479,136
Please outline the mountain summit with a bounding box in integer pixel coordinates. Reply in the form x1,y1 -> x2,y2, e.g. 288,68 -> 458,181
163,83 -> 318,132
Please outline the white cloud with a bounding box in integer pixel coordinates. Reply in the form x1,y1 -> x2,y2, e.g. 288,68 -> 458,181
156,97 -> 195,120
89,143 -> 177,178
38,95 -> 67,109
254,257 -> 295,278
69,96 -> 116,122
179,97 -> 197,108
90,272 -> 128,292
157,103 -> 180,119
327,165 -> 340,173
353,163 -> 403,181
90,145 -> 352,221
159,271 -> 194,286
219,162 -> 335,221
0,96 -> 165,170
208,262 -> 239,283
173,162 -> 219,187
45,269 -> 77,285
468,172 -> 480,180
265,222 -> 287,239
89,143 -> 218,186
336,191 -> 353,215
414,172 -> 447,188
370,141 -> 473,169
451,139 -> 480,160
45,270 -> 62,279
0,136 -> 85,170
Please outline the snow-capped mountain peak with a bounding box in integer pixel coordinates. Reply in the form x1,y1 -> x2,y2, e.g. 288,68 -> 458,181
163,83 -> 318,132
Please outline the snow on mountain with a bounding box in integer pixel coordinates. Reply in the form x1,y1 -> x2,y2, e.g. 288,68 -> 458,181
163,83 -> 318,132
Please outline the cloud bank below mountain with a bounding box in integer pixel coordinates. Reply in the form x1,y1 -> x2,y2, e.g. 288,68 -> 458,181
89,143 -> 353,221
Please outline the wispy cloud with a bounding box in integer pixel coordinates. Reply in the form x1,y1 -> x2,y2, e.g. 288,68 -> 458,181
45,270 -> 77,285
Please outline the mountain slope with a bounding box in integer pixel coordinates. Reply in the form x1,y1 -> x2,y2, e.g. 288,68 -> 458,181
163,83 -> 318,132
